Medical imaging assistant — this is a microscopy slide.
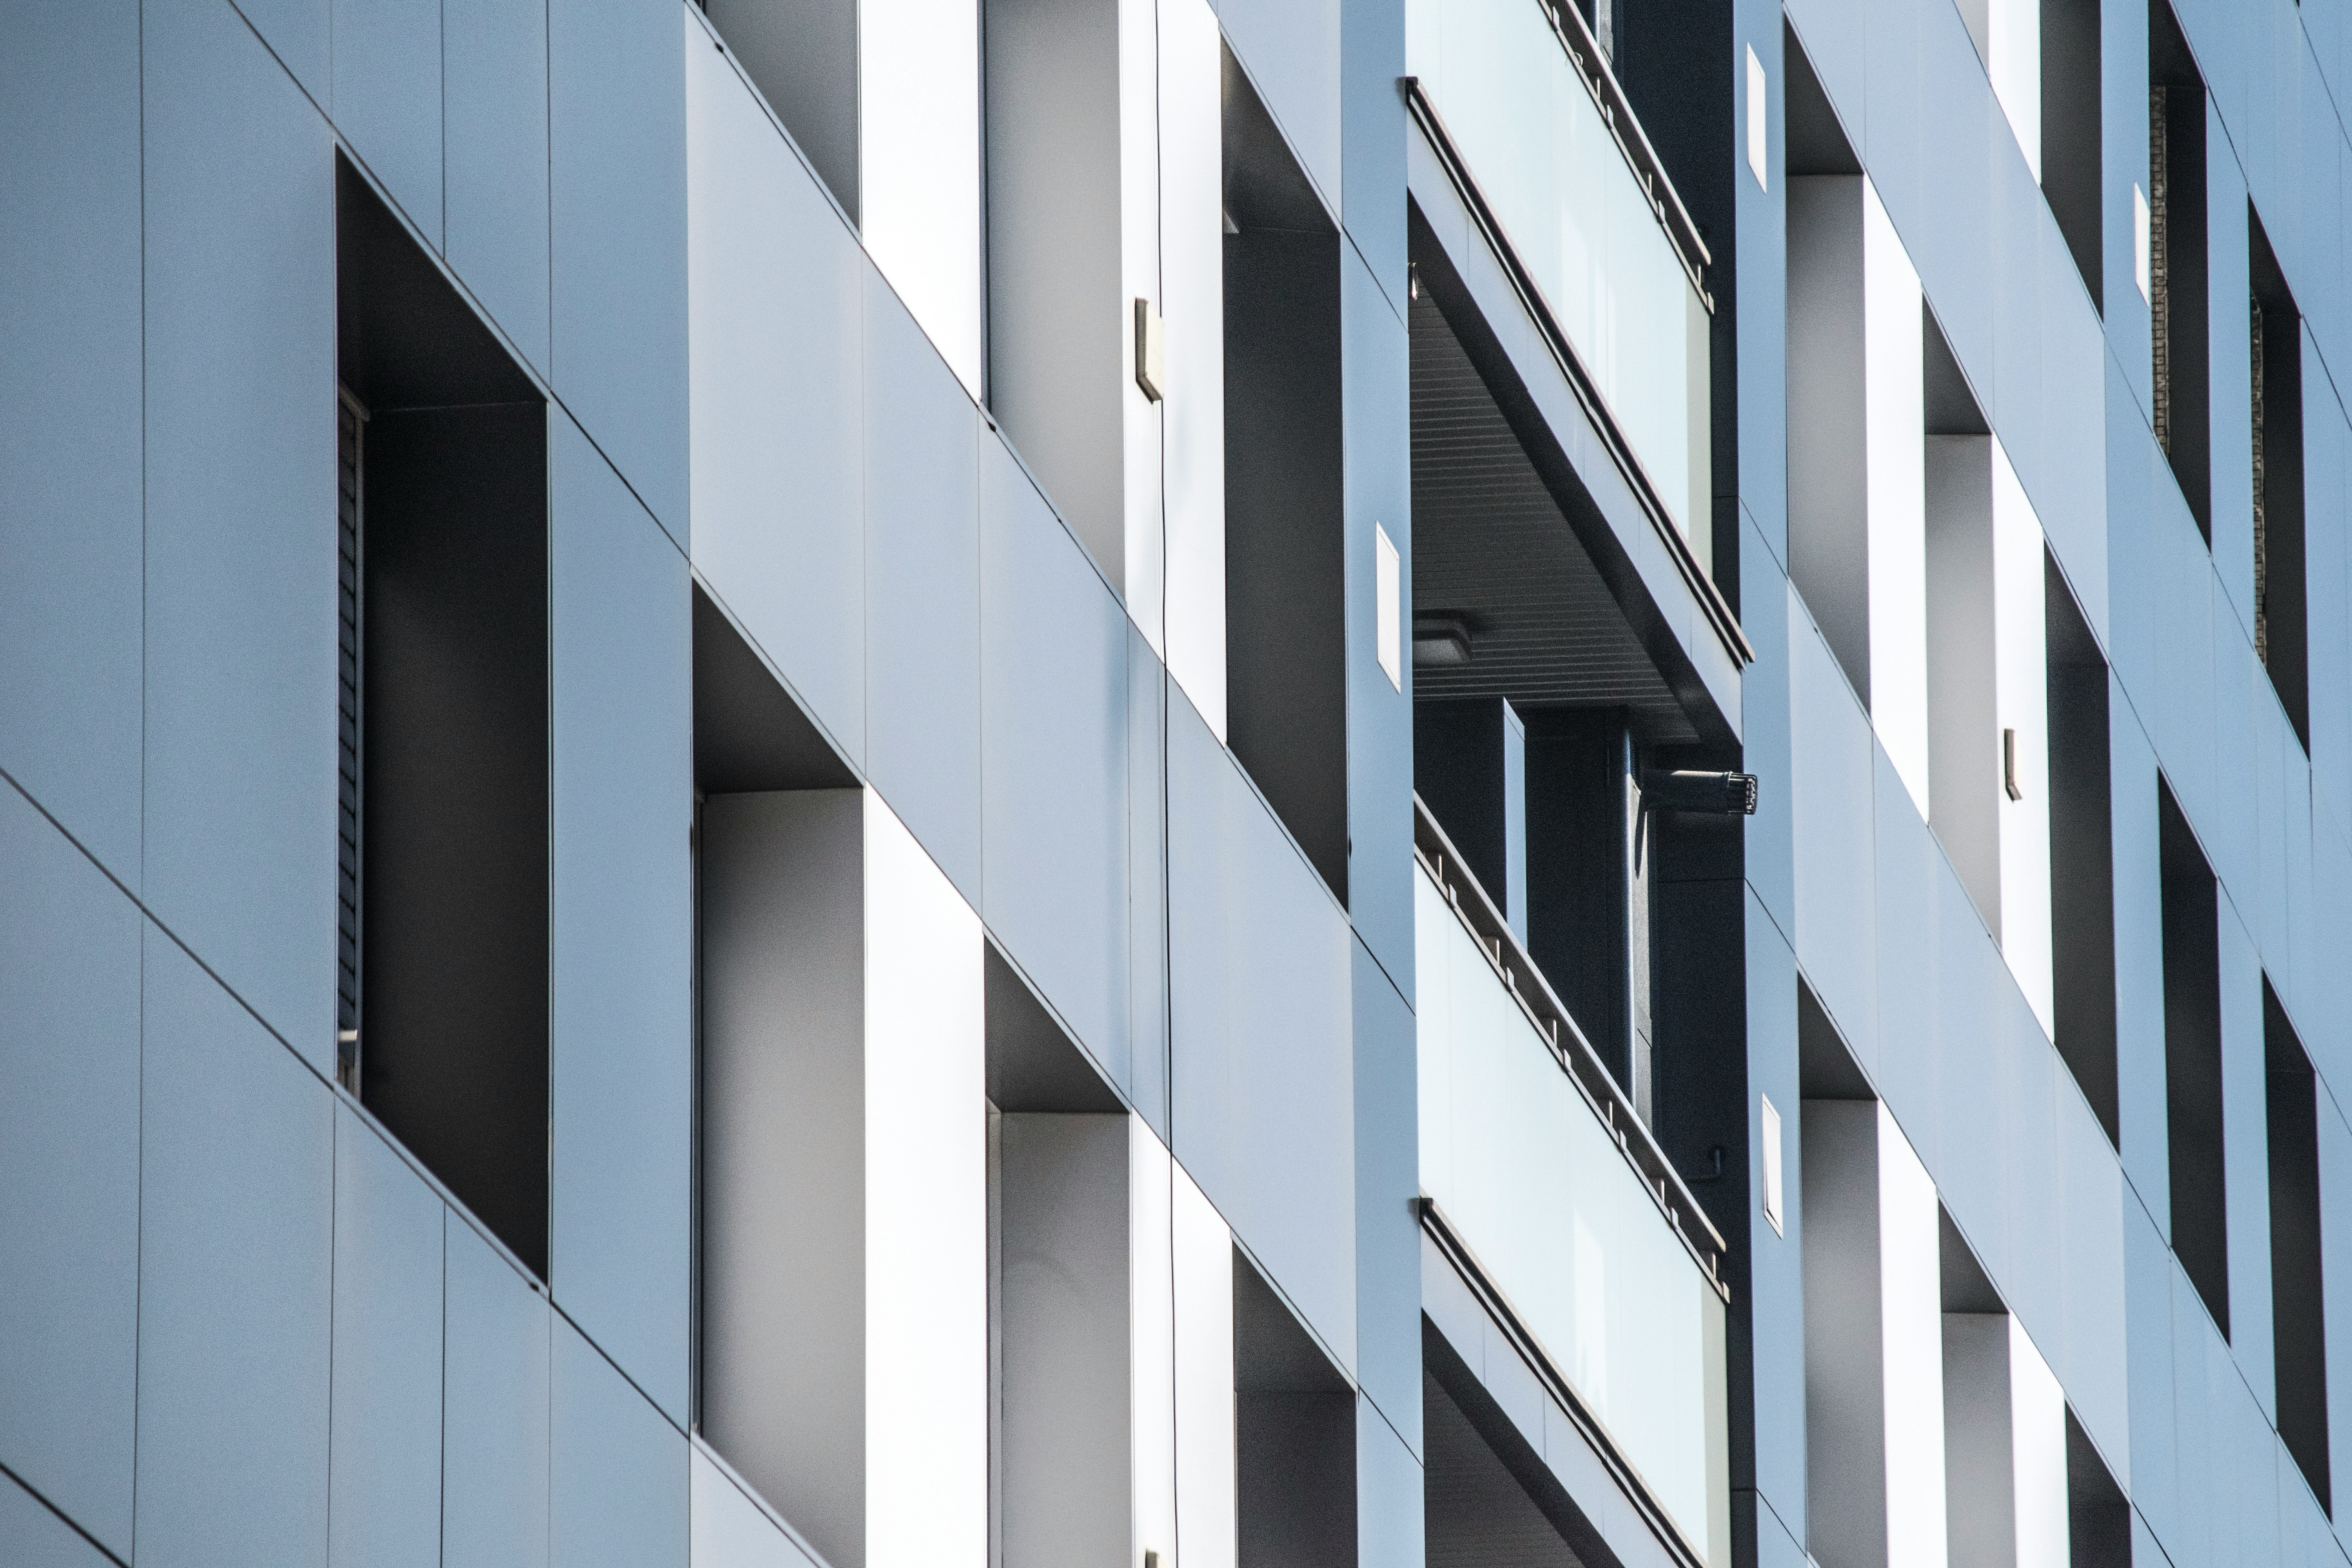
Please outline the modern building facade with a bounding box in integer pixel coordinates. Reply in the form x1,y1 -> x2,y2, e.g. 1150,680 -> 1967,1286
4,0 -> 2350,1566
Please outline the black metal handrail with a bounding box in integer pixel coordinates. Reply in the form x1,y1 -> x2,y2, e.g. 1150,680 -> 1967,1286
1414,794 -> 1731,1294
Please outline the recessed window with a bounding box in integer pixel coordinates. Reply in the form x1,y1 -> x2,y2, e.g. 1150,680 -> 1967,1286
2158,776 -> 2227,1336
2266,981 -> 2329,1510
2149,0 -> 2210,536
336,155 -> 550,1277
2249,210 -> 2308,749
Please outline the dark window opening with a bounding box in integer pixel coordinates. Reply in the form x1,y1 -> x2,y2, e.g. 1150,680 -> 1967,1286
336,155 -> 550,1277
2041,0 -> 2103,310
2249,212 -> 2309,748
1225,49 -> 1348,903
2158,776 -> 2227,1336
2047,557 -> 2118,1146
2149,0 -> 2210,536
2267,980 -> 2330,1511
1236,1254 -> 1356,1568
1523,711 -> 1651,1116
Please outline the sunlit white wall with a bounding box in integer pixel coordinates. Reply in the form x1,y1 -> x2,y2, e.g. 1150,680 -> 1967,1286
1119,0 -> 1167,655
866,799 -> 989,1568
1159,0 -> 1225,737
1132,1129 -> 1180,1568
1987,0 -> 2040,181
861,0 -> 985,397
2007,1320 -> 2069,1568
1174,1164 -> 1238,1568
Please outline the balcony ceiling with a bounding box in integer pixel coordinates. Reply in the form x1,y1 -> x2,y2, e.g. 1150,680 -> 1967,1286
1409,292 -> 1697,744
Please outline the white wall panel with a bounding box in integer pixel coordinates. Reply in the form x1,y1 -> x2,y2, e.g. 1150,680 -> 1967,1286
1158,0 -> 1227,739
865,796 -> 989,1568
860,0 -> 984,396
1120,0 -> 1167,655
1986,0 -> 2040,181
1927,435 -> 2002,931
1878,1108 -> 1949,1568
1863,183 -> 1931,820
2005,1321 -> 2068,1568
1173,1165 -> 1238,1568
1132,1129 -> 1180,1568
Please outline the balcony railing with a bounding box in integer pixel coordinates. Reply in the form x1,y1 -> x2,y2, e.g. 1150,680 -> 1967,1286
1415,800 -> 1730,1568
1406,0 -> 1714,560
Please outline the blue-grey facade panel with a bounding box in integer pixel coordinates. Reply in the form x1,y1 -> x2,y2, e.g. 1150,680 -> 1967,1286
1867,742 -> 1940,1165
1356,1392 -> 1425,1568
1786,591 -> 1878,1073
1352,936 -> 1421,1452
1343,243 -> 1415,1004
135,928 -> 334,1568
2124,1190 -> 2179,1540
550,0 -> 689,543
979,439 -> 1132,1089
2110,699 -> 2172,1227
552,1322 -> 690,1568
332,0 -> 442,248
444,0 -> 552,374
0,785 -> 141,1559
1743,901 -> 1805,1535
686,69 -> 866,762
863,270 -> 983,902
232,0 -> 331,104
1740,519 -> 1795,936
0,0 -> 144,885
443,1217 -> 552,1568
1220,0 -> 1342,220
2058,1078 -> 2131,1471
142,0 -> 339,1075
1125,626 -> 1172,1138
1339,0 -> 1405,321
1167,687 -> 1357,1373
0,1472 -> 110,1568
329,1109 -> 445,1568
549,413 -> 695,1426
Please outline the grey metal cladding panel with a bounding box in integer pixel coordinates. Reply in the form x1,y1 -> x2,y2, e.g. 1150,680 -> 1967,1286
1219,0 -> 1342,215
1786,590 -> 1878,1074
0,0 -> 142,884
1352,938 -> 1421,1452
863,272 -> 983,902
1739,519 -> 1795,935
136,928 -> 334,1568
0,785 -> 140,1558
1344,249 -> 1414,1003
1742,901 -> 1806,1534
550,0 -> 689,543
549,413 -> 695,1426
1356,1391 -> 1425,1568
2123,1196 -> 2180,1536
232,0 -> 332,102
444,1217 -> 552,1568
1338,0 -> 1405,312
142,0 -> 339,1073
329,1109 -> 445,1568
445,0 -> 551,373
332,0 -> 443,248
0,1473 -> 111,1568
552,1321 -> 690,1568
1127,624 -> 1172,1137
979,439 -> 1130,1086
686,54 -> 865,760
1166,687 -> 1358,1370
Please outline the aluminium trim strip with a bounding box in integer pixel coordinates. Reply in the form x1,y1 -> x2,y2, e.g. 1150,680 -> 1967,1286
1405,80 -> 1755,670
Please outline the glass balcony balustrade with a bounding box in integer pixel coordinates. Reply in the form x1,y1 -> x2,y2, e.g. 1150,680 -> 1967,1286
1406,0 -> 1713,556
1415,832 -> 1730,1567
